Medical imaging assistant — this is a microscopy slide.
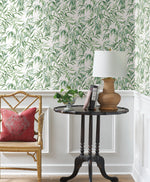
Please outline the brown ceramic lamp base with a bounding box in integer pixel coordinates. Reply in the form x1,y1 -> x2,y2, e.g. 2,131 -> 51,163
98,77 -> 121,111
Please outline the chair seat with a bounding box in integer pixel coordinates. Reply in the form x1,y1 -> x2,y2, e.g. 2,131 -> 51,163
0,141 -> 40,152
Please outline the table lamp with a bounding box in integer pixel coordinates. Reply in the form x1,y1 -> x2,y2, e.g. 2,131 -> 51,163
93,50 -> 127,111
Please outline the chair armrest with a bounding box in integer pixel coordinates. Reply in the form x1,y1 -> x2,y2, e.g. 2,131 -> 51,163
38,113 -> 44,148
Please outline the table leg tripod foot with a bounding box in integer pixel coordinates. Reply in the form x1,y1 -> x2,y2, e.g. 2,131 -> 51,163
111,177 -> 118,182
60,156 -> 84,182
95,155 -> 118,182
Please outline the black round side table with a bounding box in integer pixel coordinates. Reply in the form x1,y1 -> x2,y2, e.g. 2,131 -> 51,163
54,105 -> 129,182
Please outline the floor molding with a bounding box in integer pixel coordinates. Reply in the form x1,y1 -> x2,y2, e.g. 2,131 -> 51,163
0,174 -> 135,182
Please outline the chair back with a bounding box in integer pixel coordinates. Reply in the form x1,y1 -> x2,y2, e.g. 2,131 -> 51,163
0,91 -> 42,141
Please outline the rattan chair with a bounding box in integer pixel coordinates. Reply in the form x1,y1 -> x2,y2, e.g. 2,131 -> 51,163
0,91 -> 44,182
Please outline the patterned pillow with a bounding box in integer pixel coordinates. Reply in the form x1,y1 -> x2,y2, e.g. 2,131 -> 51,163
0,108 -> 36,142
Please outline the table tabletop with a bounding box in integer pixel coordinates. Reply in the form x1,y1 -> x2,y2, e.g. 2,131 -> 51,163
54,105 -> 129,116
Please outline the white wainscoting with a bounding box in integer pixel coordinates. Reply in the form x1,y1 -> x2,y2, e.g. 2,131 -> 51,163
67,114 -> 117,154
0,90 -> 134,176
133,92 -> 150,182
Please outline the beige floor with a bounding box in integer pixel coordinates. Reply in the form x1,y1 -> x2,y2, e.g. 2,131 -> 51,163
0,175 -> 135,182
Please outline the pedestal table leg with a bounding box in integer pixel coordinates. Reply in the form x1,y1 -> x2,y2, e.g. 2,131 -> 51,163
88,115 -> 93,182
95,115 -> 118,182
60,115 -> 85,182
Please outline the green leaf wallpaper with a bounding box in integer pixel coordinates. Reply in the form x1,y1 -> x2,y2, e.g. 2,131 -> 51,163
135,0 -> 150,95
49,0 -> 135,90
0,0 -> 148,95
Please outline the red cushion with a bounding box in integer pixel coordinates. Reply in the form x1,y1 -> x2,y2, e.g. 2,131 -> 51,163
0,108 -> 36,142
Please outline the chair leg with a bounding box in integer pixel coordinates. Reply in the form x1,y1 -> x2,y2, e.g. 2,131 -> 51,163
37,150 -> 41,182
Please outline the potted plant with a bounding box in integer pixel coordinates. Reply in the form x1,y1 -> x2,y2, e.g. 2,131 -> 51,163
54,86 -> 84,110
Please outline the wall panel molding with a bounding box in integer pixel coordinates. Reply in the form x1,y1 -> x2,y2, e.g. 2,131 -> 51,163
133,93 -> 150,182
0,90 -> 135,96
41,106 -> 50,153
67,115 -> 117,154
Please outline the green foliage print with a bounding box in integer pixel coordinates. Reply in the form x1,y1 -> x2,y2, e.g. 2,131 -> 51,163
0,0 -> 135,91
135,0 -> 150,96
49,0 -> 135,90
0,0 -> 52,90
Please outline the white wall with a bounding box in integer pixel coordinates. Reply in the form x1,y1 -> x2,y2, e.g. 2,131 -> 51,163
133,92 -> 150,182
0,90 -> 150,181
0,90 -> 134,177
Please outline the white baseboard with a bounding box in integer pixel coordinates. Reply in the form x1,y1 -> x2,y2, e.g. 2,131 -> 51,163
133,167 -> 150,182
0,163 -> 133,176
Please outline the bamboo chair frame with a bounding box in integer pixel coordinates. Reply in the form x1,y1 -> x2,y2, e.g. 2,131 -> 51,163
0,91 -> 44,182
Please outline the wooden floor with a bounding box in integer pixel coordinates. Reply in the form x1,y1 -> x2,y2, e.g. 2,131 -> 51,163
0,175 -> 135,182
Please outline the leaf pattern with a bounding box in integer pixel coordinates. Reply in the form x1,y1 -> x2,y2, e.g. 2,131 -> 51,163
0,0 -> 52,90
0,0 -> 148,95
49,0 -> 135,90
135,0 -> 150,95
